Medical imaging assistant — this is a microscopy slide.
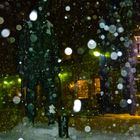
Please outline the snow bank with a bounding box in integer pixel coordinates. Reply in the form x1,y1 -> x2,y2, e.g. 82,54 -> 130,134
0,117 -> 140,140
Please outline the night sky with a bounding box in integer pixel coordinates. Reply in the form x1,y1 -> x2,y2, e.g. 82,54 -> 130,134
0,0 -> 139,76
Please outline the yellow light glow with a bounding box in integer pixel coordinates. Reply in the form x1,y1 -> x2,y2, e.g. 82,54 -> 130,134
3,80 -> 8,85
58,72 -> 68,80
18,78 -> 21,83
93,51 -> 100,57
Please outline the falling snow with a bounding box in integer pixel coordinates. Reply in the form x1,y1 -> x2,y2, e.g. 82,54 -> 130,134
0,0 -> 140,139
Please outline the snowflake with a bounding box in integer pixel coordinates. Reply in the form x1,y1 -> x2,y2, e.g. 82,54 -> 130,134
49,104 -> 56,114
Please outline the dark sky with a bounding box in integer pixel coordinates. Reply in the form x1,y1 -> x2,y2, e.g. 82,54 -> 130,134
0,0 -> 139,76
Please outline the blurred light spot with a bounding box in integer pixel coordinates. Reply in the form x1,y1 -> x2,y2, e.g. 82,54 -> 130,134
125,62 -> 131,67
99,22 -> 105,28
93,51 -> 100,57
104,25 -> 109,31
18,78 -> 21,83
117,27 -> 124,33
87,39 -> 97,49
115,90 -> 119,94
113,123 -> 116,127
13,96 -> 21,104
64,47 -> 72,55
131,68 -> 136,73
0,16 -> 4,24
117,83 -> 123,90
127,99 -> 132,104
3,80 -> 8,85
120,37 -> 124,41
73,99 -> 81,112
16,24 -> 22,31
87,16 -> 91,20
114,32 -> 118,37
29,10 -> 38,21
1,28 -> 10,38
8,37 -> 16,44
64,15 -> 68,19
65,6 -> 71,11
121,69 -> 127,77
19,61 -> 22,64
100,34 -> 105,40
18,138 -> 24,140
84,126 -> 91,132
109,25 -> 116,33
58,59 -> 62,63
100,91 -> 104,96
117,51 -> 122,57
111,52 -> 118,60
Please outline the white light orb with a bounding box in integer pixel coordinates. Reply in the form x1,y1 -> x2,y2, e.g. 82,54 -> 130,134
117,83 -> 123,90
117,27 -> 124,33
113,123 -> 116,127
58,59 -> 62,63
127,99 -> 132,104
109,25 -> 117,33
65,6 -> 71,11
117,51 -> 122,57
64,16 -> 68,19
84,126 -> 91,132
117,19 -> 120,22
18,138 -> 24,140
121,69 -> 127,77
16,24 -> 22,31
87,16 -> 91,20
104,25 -> 109,31
73,99 -> 82,112
99,22 -> 105,28
131,68 -> 136,73
100,34 -> 105,40
1,28 -> 10,38
134,48 -> 138,53
115,90 -> 119,94
114,32 -> 118,37
19,61 -> 22,64
87,39 -> 97,49
100,91 -> 104,96
125,62 -> 131,68
111,52 -> 118,60
120,37 -> 124,41
29,10 -> 38,21
64,47 -> 73,55
13,96 -> 21,104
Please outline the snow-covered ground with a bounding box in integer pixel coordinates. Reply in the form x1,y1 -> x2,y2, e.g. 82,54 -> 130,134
0,117 -> 140,140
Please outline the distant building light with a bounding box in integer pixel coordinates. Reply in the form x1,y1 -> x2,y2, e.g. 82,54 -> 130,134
73,99 -> 82,112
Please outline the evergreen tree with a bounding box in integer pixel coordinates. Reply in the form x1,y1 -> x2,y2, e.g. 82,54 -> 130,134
18,0 -> 61,124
